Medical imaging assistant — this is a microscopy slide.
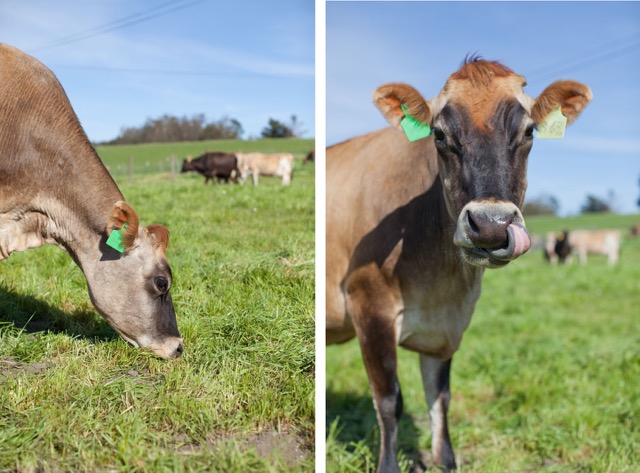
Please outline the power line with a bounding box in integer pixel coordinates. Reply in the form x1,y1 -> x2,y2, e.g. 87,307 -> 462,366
527,34 -> 640,82
49,64 -> 311,80
29,0 -> 207,53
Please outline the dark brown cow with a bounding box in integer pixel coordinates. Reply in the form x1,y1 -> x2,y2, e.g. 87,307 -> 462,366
181,152 -> 239,184
0,43 -> 183,359
326,57 -> 591,471
303,149 -> 315,164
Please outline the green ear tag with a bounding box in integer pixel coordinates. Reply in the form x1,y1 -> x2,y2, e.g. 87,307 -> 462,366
537,105 -> 567,139
400,104 -> 431,142
106,223 -> 128,253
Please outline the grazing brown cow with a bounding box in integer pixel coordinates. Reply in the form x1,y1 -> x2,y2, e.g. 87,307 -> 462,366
181,152 -> 239,184
0,43 -> 183,359
326,57 -> 591,471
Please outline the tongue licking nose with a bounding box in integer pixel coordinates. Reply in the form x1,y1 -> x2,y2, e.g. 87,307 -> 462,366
504,223 -> 531,259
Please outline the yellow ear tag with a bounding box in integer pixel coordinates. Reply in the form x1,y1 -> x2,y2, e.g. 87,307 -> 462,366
537,106 -> 567,139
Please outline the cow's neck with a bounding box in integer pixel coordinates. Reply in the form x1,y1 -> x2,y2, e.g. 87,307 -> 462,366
26,149 -> 123,270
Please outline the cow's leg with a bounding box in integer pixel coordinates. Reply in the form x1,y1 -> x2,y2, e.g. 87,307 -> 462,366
420,355 -> 456,471
346,263 -> 404,473
608,247 -> 619,265
355,316 -> 402,473
252,172 -> 259,186
349,281 -> 402,473
579,250 -> 587,265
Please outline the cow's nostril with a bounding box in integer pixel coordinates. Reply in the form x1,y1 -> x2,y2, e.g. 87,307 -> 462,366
175,342 -> 184,356
466,210 -> 479,234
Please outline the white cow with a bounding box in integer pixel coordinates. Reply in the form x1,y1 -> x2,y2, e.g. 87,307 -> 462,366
567,229 -> 621,266
236,152 -> 294,186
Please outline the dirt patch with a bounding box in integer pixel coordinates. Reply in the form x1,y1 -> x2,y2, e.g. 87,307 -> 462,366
175,429 -> 312,468
247,430 -> 309,467
0,357 -> 50,378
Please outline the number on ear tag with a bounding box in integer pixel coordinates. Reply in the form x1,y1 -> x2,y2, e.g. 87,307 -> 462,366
537,106 -> 567,139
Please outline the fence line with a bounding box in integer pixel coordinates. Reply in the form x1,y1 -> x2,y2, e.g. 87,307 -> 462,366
106,155 -> 181,180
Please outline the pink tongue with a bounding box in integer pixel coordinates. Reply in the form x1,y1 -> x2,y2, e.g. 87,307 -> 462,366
507,223 -> 531,258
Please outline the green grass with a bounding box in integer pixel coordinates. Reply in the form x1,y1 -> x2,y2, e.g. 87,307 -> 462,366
0,141 -> 315,472
326,213 -> 640,472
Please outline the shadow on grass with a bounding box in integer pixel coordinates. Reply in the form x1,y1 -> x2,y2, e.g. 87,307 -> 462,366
0,286 -> 118,342
327,387 -> 428,472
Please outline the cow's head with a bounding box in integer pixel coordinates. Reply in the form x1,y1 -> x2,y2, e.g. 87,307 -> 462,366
180,156 -> 194,173
373,57 -> 591,268
85,201 -> 182,359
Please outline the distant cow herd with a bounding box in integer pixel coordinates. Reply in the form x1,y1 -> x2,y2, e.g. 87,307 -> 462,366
180,150 -> 299,186
544,229 -> 622,266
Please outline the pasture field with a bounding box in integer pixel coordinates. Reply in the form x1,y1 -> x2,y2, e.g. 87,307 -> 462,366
95,138 -> 315,179
0,139 -> 315,472
327,212 -> 640,472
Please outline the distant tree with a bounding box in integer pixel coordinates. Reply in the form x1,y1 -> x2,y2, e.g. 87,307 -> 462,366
260,114 -> 306,138
106,114 -> 243,144
523,194 -> 560,216
201,116 -> 244,140
261,118 -> 294,138
288,114 -> 306,137
580,194 -> 611,213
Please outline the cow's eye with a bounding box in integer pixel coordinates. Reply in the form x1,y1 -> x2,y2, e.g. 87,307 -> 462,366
154,276 -> 169,293
524,124 -> 535,139
433,127 -> 446,143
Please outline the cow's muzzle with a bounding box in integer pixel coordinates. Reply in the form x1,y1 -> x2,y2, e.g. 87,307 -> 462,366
454,201 -> 531,268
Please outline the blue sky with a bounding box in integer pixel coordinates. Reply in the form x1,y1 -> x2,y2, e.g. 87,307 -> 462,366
0,0 -> 315,142
327,1 -> 640,215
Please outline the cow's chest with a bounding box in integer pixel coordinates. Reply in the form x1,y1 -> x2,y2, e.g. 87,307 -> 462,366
396,271 -> 482,359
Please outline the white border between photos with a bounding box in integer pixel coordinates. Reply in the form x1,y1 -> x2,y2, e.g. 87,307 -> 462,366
314,0 -> 327,471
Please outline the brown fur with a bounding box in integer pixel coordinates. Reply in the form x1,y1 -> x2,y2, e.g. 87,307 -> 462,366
147,224 -> 170,252
449,58 -> 514,86
444,60 -> 526,132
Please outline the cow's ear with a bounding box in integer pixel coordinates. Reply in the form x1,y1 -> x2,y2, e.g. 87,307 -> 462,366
108,201 -> 140,251
373,83 -> 432,129
147,224 -> 170,252
532,80 -> 592,126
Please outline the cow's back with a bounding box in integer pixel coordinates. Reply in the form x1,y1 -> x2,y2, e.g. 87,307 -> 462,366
570,229 -> 621,264
0,43 -> 120,228
242,153 -> 279,174
204,152 -> 236,169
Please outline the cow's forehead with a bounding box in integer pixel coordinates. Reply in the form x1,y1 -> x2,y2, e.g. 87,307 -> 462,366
434,71 -> 533,131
